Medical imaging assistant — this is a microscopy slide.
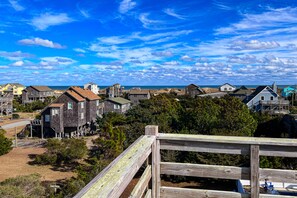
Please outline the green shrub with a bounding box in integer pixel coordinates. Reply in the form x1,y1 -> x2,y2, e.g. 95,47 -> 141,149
0,174 -> 45,198
35,138 -> 87,165
12,113 -> 20,119
0,129 -> 12,156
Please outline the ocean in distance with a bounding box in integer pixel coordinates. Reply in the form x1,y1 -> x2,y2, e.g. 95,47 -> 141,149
48,85 -> 292,90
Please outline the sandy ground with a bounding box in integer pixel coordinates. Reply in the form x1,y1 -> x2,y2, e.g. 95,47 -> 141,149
0,147 -> 75,182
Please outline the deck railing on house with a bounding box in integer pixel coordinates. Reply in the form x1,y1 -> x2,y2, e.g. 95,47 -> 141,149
75,125 -> 297,198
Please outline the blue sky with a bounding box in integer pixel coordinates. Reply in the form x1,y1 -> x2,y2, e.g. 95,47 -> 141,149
0,0 -> 297,86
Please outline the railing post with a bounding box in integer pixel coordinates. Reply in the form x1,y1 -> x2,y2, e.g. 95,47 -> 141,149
250,145 -> 259,198
145,125 -> 160,198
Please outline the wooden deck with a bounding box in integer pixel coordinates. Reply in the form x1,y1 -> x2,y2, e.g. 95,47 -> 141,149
75,125 -> 297,198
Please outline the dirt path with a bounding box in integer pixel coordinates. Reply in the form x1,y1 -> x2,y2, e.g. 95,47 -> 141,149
0,147 -> 75,182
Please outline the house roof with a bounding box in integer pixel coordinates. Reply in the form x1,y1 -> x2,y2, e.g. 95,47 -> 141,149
66,90 -> 85,102
70,86 -> 100,100
30,86 -> 52,92
49,103 -> 64,108
85,82 -> 97,85
107,97 -> 131,105
4,83 -> 25,88
186,84 -> 205,94
232,86 -> 252,95
244,86 -> 278,104
186,84 -> 199,88
129,89 -> 150,95
220,83 -> 236,88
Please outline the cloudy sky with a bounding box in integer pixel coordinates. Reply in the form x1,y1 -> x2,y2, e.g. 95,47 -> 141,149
1,0 -> 297,86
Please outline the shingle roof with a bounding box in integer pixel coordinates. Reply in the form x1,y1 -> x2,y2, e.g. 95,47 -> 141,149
31,86 -> 52,92
70,86 -> 101,101
129,89 -> 150,95
5,83 -> 25,87
243,86 -> 277,104
66,90 -> 85,102
107,97 -> 131,105
49,103 -> 64,107
220,83 -> 236,88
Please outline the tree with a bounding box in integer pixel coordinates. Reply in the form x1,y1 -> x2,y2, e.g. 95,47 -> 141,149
35,138 -> 88,165
93,122 -> 126,159
0,129 -> 12,156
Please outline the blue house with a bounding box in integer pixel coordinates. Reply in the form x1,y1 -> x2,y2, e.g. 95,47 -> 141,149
244,86 -> 289,113
282,86 -> 296,98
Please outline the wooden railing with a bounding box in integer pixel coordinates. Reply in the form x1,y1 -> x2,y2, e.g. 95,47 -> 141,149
75,125 -> 297,198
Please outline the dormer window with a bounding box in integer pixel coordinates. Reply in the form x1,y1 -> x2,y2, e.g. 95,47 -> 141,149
270,96 -> 274,100
261,96 -> 264,100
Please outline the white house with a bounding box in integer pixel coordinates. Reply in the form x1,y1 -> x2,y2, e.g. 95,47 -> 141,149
243,85 -> 289,114
219,83 -> 236,92
84,82 -> 99,95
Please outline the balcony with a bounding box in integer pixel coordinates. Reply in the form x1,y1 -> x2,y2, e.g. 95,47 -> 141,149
75,125 -> 297,198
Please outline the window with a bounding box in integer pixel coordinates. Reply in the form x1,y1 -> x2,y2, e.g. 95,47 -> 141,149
81,112 -> 84,119
51,108 -> 59,116
81,102 -> 84,109
114,104 -> 120,109
96,100 -> 99,106
270,96 -> 274,101
68,102 -> 73,109
261,96 -> 264,100
229,88 -> 232,90
224,88 -> 227,91
45,115 -> 50,122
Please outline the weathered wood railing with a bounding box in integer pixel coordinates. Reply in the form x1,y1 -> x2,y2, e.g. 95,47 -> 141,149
75,125 -> 297,198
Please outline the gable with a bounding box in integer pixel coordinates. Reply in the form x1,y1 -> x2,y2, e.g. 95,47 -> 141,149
246,86 -> 278,105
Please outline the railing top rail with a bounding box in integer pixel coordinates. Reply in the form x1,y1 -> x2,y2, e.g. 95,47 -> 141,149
157,133 -> 297,146
74,135 -> 155,198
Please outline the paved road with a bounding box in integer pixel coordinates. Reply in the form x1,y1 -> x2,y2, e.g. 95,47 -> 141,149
1,120 -> 31,130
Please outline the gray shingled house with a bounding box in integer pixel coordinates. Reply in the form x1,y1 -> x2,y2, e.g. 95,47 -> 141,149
185,84 -> 205,98
104,97 -> 131,114
22,86 -> 54,104
128,89 -> 150,105
41,86 -> 102,138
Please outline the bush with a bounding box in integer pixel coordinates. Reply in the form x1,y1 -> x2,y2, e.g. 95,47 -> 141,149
35,138 -> 88,165
0,174 -> 45,198
12,113 -> 20,119
0,129 -> 12,156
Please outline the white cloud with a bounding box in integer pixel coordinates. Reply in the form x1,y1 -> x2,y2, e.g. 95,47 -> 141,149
74,48 -> 86,53
0,66 -> 9,69
212,0 -> 232,11
163,61 -> 180,66
41,56 -> 76,65
98,36 -> 132,45
9,0 -> 25,11
215,7 -> 297,35
76,4 -> 90,18
180,55 -> 193,61
18,37 -> 65,49
30,13 -> 74,30
151,51 -> 173,57
0,51 -> 32,60
163,8 -> 185,20
229,40 -> 280,51
12,60 -> 24,66
119,0 -> 136,14
139,13 -> 163,29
